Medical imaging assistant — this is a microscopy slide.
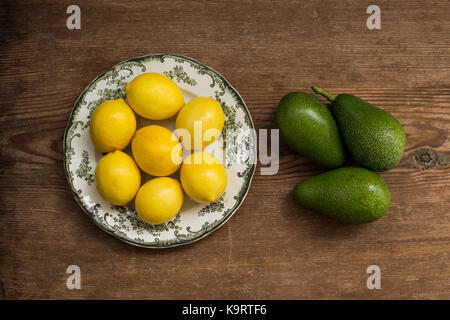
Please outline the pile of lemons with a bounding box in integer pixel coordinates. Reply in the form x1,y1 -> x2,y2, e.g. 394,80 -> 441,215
90,73 -> 227,225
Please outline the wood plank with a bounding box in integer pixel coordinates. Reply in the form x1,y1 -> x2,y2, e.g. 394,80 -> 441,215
0,0 -> 449,299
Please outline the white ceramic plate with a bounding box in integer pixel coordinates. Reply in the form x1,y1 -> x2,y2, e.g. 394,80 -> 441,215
63,54 -> 256,248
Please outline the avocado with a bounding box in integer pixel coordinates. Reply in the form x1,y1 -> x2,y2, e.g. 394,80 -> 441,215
294,167 -> 391,224
276,92 -> 345,169
312,86 -> 406,171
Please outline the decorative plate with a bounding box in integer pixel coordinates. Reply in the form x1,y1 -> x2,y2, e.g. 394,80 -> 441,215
63,54 -> 256,248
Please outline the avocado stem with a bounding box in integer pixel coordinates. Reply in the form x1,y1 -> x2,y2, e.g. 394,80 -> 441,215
312,86 -> 336,102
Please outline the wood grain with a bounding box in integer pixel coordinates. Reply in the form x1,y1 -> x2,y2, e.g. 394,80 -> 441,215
0,0 -> 449,299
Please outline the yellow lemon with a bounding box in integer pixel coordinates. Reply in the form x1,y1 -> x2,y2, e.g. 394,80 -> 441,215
135,177 -> 184,224
90,98 -> 136,153
131,125 -> 183,176
95,150 -> 141,206
180,151 -> 227,203
175,97 -> 225,150
125,73 -> 185,120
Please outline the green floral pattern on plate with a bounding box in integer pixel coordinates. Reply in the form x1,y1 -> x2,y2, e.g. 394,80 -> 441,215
63,54 -> 256,248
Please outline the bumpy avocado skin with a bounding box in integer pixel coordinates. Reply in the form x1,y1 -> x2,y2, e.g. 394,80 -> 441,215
294,167 -> 391,224
276,92 -> 345,169
331,94 -> 406,171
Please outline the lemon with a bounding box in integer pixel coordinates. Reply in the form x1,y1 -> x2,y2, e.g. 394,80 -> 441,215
180,152 -> 227,203
175,97 -> 225,150
135,177 -> 184,224
131,125 -> 183,176
125,73 -> 185,120
95,150 -> 141,206
90,98 -> 136,153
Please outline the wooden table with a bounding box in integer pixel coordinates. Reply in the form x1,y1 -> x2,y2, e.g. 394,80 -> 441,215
0,0 -> 449,300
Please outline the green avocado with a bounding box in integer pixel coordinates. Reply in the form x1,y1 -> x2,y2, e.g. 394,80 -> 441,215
312,86 -> 406,171
276,92 -> 345,169
294,167 -> 391,224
